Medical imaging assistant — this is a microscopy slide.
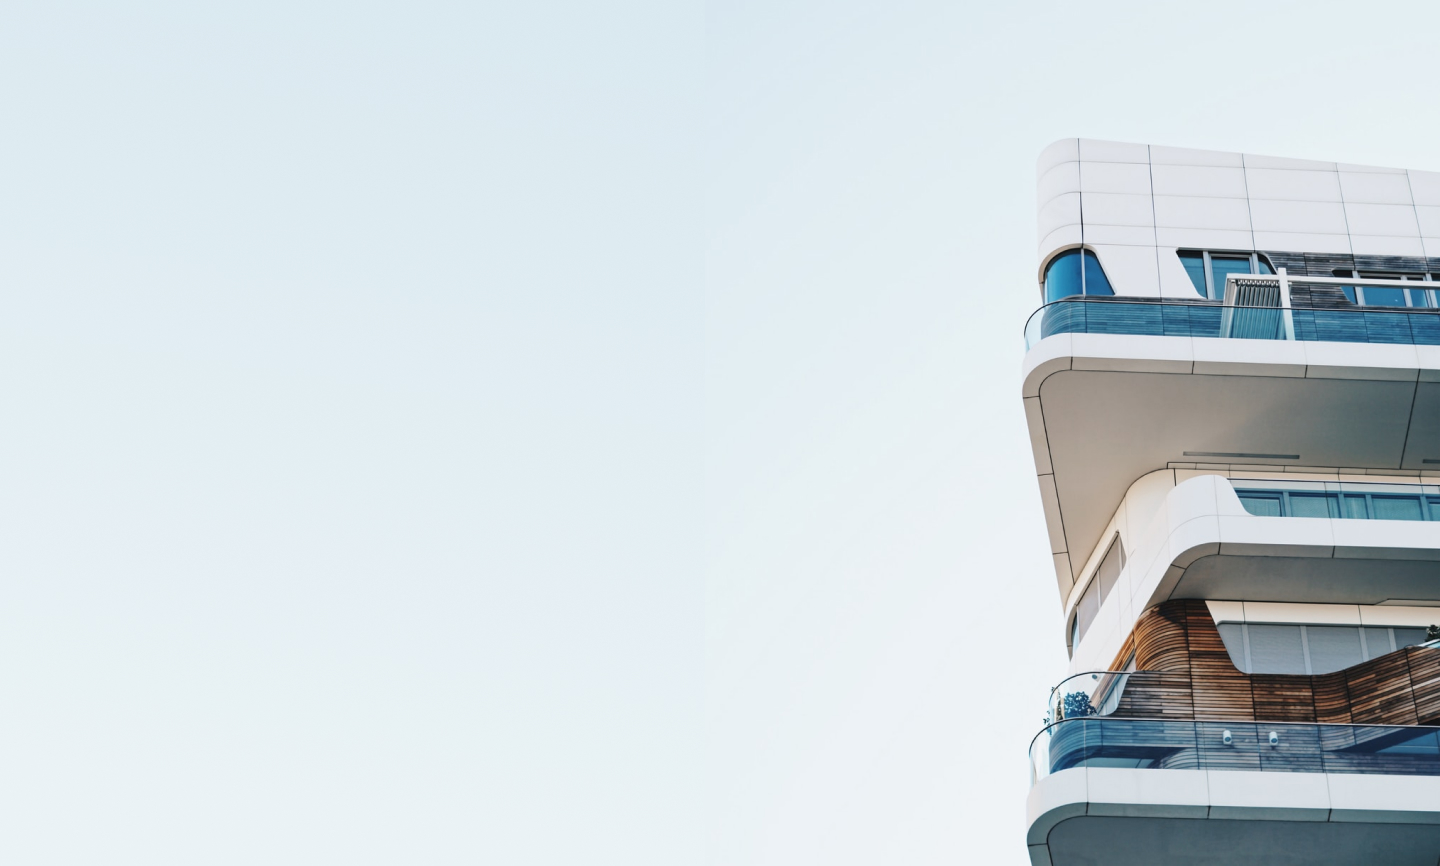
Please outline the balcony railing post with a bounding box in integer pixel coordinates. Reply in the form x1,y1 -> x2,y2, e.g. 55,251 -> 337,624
1278,267 -> 1294,340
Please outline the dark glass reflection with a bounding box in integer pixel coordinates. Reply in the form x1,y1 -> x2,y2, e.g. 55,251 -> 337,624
1044,249 -> 1114,302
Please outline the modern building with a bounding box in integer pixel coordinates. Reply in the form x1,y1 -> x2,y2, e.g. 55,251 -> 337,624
1022,139 -> 1440,865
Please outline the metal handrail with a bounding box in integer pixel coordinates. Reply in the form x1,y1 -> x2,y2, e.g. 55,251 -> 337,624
1028,714 -> 1440,757
1022,295 -> 1440,351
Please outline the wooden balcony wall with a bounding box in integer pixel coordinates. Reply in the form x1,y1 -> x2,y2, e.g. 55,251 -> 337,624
1107,599 -> 1440,726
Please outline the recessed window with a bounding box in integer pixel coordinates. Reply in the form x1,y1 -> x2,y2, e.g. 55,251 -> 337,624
1065,534 -> 1126,656
1177,250 -> 1274,300
1237,489 -> 1440,521
1044,249 -> 1114,303
1217,621 -> 1430,674
1333,271 -> 1439,308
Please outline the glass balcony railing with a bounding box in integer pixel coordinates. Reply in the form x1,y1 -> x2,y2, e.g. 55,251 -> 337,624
1045,671 -> 1133,727
1023,297 -> 1440,351
1029,717 -> 1440,785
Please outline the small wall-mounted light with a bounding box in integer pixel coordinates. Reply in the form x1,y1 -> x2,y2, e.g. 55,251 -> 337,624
1269,731 -> 1280,747
1222,730 -> 1233,745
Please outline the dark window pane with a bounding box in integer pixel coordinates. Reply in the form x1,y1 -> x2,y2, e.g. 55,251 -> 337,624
1373,495 -> 1424,521
1362,627 -> 1394,659
1238,492 -> 1283,516
1210,257 -> 1254,301
1045,250 -> 1084,303
1095,536 -> 1124,604
1288,493 -> 1337,518
1305,626 -> 1363,673
1178,251 -> 1207,295
1247,624 -> 1307,674
1075,579 -> 1100,643
1364,287 -> 1408,307
1218,623 -> 1247,671
1343,495 -> 1369,519
1395,627 -> 1429,650
1081,251 -> 1114,296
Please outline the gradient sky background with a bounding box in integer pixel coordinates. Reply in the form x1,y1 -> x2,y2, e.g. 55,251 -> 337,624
3,1 -> 1440,864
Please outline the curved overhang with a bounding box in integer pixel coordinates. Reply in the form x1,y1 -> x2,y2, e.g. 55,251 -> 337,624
1023,333 -> 1440,603
1068,475 -> 1440,674
1027,768 -> 1440,866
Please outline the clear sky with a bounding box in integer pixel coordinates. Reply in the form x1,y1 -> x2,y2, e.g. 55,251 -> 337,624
2,1 -> 1439,865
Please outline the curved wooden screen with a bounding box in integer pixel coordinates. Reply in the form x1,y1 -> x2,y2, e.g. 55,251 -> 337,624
1106,599 -> 1440,726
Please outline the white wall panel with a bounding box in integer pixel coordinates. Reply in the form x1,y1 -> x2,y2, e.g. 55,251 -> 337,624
1153,195 -> 1251,231
1249,199 -> 1349,234
1251,231 -> 1351,254
1038,224 -> 1083,258
1079,162 -> 1152,196
1157,245 -> 1208,299
1414,205 -> 1440,237
1038,138 -> 1080,175
1038,161 -> 1081,203
1081,192 -> 1154,227
1408,170 -> 1440,206
1089,244 -> 1160,295
1150,145 -> 1242,167
1150,164 -> 1248,198
1243,153 -> 1337,171
1078,138 -> 1149,164
1154,227 -> 1256,251
1344,203 -> 1421,237
1424,237 -> 1440,259
1338,171 -> 1414,205
1349,235 -> 1426,256
1337,162 -> 1406,174
1081,224 -> 1156,246
1243,168 -> 1343,202
1038,192 -> 1082,240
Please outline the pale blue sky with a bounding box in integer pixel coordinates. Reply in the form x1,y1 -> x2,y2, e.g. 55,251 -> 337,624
1,2 -> 1438,865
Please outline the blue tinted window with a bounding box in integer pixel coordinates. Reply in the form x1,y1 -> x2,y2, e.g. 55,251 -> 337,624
1044,249 -> 1114,302
1341,285 -> 1358,303
1081,251 -> 1113,296
1373,495 -> 1424,521
1409,288 -> 1436,308
1238,492 -> 1283,516
1044,250 -> 1084,302
1288,492 -> 1338,518
1257,258 -> 1275,275
1210,257 -> 1253,300
1364,287 -> 1408,307
1179,251 -> 1207,295
1343,495 -> 1369,519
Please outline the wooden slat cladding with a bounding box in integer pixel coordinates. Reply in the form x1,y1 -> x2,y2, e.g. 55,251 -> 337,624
1406,648 -> 1440,725
1186,602 -> 1255,720
1104,599 -> 1440,727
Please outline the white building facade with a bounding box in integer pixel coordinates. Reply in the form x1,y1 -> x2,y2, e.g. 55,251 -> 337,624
1024,139 -> 1440,866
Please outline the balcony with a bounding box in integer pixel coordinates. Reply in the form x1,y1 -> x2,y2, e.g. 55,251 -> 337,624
1024,274 -> 1440,350
1033,717 -> 1440,782
1021,278 -> 1440,603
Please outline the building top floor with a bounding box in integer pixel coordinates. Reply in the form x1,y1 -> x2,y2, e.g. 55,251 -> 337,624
1038,138 -> 1440,304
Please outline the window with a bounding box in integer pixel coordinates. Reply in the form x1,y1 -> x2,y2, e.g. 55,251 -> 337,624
1177,250 -> 1274,300
1236,489 -> 1440,521
1044,249 -> 1114,303
1065,534 -> 1126,656
1332,270 -> 1439,308
1218,622 -> 1434,674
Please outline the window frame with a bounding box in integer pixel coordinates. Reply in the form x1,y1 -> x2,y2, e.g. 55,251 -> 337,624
1222,621 -> 1428,674
1236,488 -> 1440,521
1177,250 -> 1275,300
1332,270 -> 1439,308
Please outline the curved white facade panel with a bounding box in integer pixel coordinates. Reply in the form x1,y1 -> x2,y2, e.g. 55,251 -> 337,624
1036,138 -> 1440,300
